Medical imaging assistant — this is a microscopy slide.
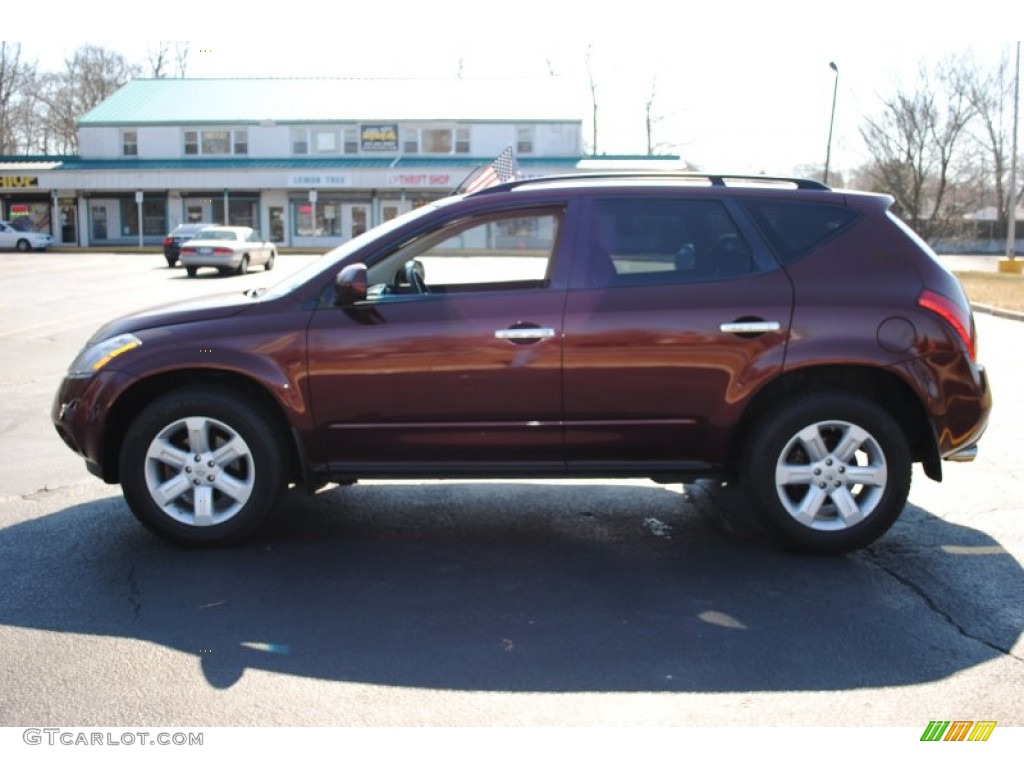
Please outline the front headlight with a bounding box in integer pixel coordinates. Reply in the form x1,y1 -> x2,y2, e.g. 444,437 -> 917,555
68,333 -> 142,378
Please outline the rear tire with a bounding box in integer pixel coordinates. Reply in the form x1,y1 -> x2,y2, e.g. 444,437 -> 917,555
740,392 -> 911,554
119,388 -> 287,546
236,254 -> 249,275
265,251 -> 275,271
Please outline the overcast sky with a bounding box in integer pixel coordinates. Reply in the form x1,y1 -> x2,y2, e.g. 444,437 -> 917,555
20,1 -> 1022,179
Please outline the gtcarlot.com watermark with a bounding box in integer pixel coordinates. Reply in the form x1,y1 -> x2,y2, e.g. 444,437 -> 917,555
23,728 -> 203,747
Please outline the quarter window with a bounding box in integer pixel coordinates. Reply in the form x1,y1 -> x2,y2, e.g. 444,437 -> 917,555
743,200 -> 859,264
584,198 -> 756,287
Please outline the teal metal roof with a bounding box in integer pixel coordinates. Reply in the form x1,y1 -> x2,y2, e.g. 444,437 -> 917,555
55,156 -> 583,171
79,78 -> 582,126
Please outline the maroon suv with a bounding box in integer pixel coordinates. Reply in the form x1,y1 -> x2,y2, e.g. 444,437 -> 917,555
52,174 -> 991,553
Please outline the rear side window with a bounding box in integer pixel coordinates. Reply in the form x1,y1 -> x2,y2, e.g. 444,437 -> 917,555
584,198 -> 757,287
742,200 -> 859,264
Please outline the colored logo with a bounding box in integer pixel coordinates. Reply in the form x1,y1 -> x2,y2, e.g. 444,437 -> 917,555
920,721 -> 996,742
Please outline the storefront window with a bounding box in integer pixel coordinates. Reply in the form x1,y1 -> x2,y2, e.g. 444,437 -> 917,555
294,200 -> 343,237
233,130 -> 248,155
292,128 -> 309,155
7,202 -> 52,233
120,198 -> 167,236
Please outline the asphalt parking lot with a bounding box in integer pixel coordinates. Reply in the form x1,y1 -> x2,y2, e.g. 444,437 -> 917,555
0,251 -> 1021,730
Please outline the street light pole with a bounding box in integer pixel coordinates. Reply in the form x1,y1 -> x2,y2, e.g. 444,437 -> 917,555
824,61 -> 839,186
1007,41 -> 1020,261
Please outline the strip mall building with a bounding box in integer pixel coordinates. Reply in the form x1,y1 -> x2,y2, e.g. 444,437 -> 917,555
0,77 -> 678,249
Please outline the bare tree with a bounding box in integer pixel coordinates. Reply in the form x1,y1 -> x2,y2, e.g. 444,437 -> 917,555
37,45 -> 141,153
0,42 -> 38,154
966,49 -> 1018,229
860,56 -> 976,237
148,42 -> 190,78
148,42 -> 171,78
174,43 -> 190,78
644,76 -> 663,156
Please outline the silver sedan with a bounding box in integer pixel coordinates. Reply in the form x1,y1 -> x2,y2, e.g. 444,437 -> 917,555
179,226 -> 276,277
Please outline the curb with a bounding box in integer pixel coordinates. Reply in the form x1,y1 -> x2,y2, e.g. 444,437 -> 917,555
971,303 -> 1024,322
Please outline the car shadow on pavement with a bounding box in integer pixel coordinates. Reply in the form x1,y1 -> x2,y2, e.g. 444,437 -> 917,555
1,481 -> 1020,693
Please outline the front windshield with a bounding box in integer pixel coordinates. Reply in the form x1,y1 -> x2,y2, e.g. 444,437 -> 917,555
259,198 -> 459,300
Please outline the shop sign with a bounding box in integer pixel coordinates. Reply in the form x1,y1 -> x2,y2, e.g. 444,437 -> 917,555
386,173 -> 452,188
288,174 -> 352,188
360,124 -> 399,152
0,175 -> 39,189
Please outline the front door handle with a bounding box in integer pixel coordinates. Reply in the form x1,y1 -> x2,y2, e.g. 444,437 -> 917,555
719,320 -> 781,334
495,327 -> 557,343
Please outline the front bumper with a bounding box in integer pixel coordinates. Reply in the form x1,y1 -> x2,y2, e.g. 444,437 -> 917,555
51,370 -> 132,483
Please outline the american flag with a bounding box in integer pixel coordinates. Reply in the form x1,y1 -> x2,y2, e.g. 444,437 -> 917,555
465,145 -> 520,193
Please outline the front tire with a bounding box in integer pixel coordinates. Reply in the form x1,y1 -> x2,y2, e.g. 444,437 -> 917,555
265,251 -> 275,271
16,238 -> 30,252
740,392 -> 911,554
119,388 -> 287,546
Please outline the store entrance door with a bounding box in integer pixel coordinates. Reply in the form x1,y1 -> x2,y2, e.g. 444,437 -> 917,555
345,204 -> 369,239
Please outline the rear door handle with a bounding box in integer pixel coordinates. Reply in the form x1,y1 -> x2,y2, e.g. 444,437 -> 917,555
719,320 -> 781,334
495,327 -> 557,343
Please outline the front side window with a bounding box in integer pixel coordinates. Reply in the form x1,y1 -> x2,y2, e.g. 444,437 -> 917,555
367,208 -> 563,295
584,198 -> 756,287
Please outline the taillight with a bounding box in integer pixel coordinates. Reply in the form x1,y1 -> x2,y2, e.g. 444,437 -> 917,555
180,247 -> 194,255
213,247 -> 233,255
917,289 -> 976,362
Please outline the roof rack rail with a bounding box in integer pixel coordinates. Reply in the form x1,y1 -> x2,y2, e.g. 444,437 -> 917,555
469,171 -> 831,194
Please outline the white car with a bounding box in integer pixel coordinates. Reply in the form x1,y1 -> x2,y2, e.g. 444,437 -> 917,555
178,226 -> 277,277
0,220 -> 52,251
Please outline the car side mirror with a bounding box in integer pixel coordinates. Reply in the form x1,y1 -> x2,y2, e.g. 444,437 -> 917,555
334,263 -> 368,306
